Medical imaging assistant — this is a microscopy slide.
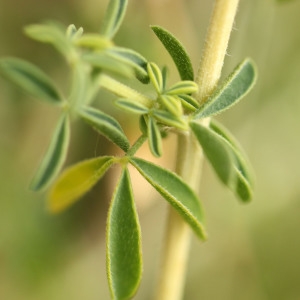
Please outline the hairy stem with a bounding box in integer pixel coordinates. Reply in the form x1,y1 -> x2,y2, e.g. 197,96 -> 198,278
155,1 -> 240,299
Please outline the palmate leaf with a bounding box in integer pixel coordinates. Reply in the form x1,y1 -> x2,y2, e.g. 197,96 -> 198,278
159,95 -> 182,117
193,59 -> 257,120
78,106 -> 130,152
48,156 -> 115,213
151,25 -> 194,81
190,121 -> 253,202
129,157 -> 207,240
30,115 -> 70,191
0,58 -> 63,104
101,0 -> 128,39
107,168 -> 142,300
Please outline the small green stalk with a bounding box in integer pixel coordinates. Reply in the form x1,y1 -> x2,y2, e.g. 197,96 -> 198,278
155,0 -> 240,299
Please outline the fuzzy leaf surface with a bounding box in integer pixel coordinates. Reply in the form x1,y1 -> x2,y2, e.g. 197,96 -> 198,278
190,121 -> 253,202
49,156 -> 115,213
209,120 -> 254,201
147,117 -> 162,157
151,25 -> 194,81
30,115 -> 70,191
107,168 -> 142,300
147,62 -> 163,93
115,98 -> 149,114
130,157 -> 206,239
0,58 -> 62,104
79,106 -> 130,152
193,59 -> 257,119
107,47 -> 149,83
153,110 -> 188,130
101,0 -> 128,38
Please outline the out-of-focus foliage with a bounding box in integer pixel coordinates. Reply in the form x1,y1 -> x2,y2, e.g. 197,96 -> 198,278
1,0 -> 300,299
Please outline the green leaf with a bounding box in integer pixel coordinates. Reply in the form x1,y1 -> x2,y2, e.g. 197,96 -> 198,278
193,58 -> 257,119
83,52 -> 133,78
24,22 -> 72,56
151,25 -> 194,81
130,157 -> 206,240
48,156 -> 115,213
101,0 -> 128,38
107,168 -> 142,300
115,98 -> 149,114
147,62 -> 163,93
0,57 -> 63,104
190,121 -> 253,202
30,115 -> 70,191
166,80 -> 198,96
107,47 -> 150,83
147,117 -> 162,157
74,34 -> 113,50
159,94 -> 182,116
78,106 -> 130,152
153,110 -> 188,130
177,94 -> 200,111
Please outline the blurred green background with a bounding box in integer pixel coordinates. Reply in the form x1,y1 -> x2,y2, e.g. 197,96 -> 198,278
1,0 -> 300,299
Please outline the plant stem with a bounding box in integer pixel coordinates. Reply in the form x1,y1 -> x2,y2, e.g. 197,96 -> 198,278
155,1 -> 240,299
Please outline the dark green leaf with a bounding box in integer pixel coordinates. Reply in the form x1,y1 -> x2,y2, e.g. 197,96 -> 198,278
101,0 -> 128,38
30,115 -> 70,191
78,106 -> 130,152
190,121 -> 253,202
151,25 -> 194,81
107,168 -> 142,300
130,157 -> 206,239
147,117 -> 162,157
48,156 -> 115,213
193,58 -> 257,119
0,58 -> 62,104
107,47 -> 150,83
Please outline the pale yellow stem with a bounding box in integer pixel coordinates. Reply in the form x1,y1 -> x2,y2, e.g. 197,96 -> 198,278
155,1 -> 240,299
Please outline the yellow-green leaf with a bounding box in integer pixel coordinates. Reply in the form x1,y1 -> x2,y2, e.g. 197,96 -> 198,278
48,156 -> 115,213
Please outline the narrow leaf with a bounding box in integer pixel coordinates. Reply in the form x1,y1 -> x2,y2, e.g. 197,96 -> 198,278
74,34 -> 113,50
107,168 -> 142,300
193,58 -> 257,119
101,0 -> 128,38
78,106 -> 130,152
147,117 -> 162,157
151,25 -> 194,81
24,22 -> 72,56
0,58 -> 62,104
30,115 -> 70,191
190,121 -> 253,202
48,156 -> 115,213
166,80 -> 198,95
153,110 -> 188,130
147,62 -> 163,93
115,98 -> 149,114
159,94 -> 182,116
107,47 -> 149,83
130,157 -> 206,240
177,94 -> 200,111
83,52 -> 133,78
